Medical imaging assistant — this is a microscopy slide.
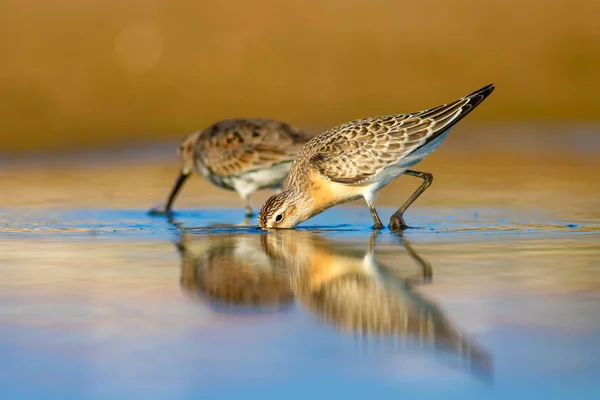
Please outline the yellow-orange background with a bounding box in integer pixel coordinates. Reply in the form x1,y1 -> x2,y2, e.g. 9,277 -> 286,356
2,0 -> 599,153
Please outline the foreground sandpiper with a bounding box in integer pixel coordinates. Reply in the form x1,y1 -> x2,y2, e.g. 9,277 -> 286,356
149,119 -> 310,217
258,84 -> 495,230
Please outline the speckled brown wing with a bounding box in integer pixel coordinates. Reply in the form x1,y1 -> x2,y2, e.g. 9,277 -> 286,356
307,84 -> 494,185
195,119 -> 309,177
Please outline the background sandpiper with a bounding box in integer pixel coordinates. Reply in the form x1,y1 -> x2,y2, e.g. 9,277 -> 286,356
150,118 -> 311,217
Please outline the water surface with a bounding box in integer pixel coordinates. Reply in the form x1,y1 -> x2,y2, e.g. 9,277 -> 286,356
1,207 -> 599,399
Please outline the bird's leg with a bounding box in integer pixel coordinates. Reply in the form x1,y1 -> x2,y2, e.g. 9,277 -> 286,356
148,171 -> 190,215
365,198 -> 384,230
389,170 -> 433,231
239,216 -> 252,226
244,195 -> 255,218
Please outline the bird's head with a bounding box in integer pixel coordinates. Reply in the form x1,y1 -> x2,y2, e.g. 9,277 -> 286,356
178,132 -> 200,174
258,190 -> 312,229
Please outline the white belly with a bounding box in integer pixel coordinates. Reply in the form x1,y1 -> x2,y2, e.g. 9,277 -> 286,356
231,162 -> 293,198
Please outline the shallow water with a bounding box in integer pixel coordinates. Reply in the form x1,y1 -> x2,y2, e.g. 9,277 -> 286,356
1,207 -> 600,399
2,131 -> 600,399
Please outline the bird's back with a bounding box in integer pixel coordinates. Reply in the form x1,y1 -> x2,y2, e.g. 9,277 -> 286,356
286,84 -> 494,188
194,119 -> 310,178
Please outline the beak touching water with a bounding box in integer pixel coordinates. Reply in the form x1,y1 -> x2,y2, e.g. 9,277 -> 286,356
148,171 -> 190,216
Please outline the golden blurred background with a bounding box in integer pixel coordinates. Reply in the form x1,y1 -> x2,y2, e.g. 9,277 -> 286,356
2,0 -> 600,153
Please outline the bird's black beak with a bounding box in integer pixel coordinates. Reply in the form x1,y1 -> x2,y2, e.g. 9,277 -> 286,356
165,171 -> 191,211
148,171 -> 191,216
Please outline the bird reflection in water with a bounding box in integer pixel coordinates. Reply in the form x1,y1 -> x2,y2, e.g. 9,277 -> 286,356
264,230 -> 492,381
174,227 -> 492,381
176,233 -> 294,312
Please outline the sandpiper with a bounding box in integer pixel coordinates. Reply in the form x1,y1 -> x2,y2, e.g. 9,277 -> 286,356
258,84 -> 495,230
149,119 -> 310,217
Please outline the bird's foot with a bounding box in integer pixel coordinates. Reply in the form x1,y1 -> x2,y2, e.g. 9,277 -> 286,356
389,214 -> 407,231
371,221 -> 385,230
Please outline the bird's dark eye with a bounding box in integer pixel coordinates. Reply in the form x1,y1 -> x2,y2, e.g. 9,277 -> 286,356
275,214 -> 283,222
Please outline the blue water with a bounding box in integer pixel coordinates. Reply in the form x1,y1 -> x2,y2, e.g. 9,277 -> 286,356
1,207 -> 600,399
0,206 -> 597,239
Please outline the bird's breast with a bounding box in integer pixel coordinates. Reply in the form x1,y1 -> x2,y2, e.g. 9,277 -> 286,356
308,171 -> 365,212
